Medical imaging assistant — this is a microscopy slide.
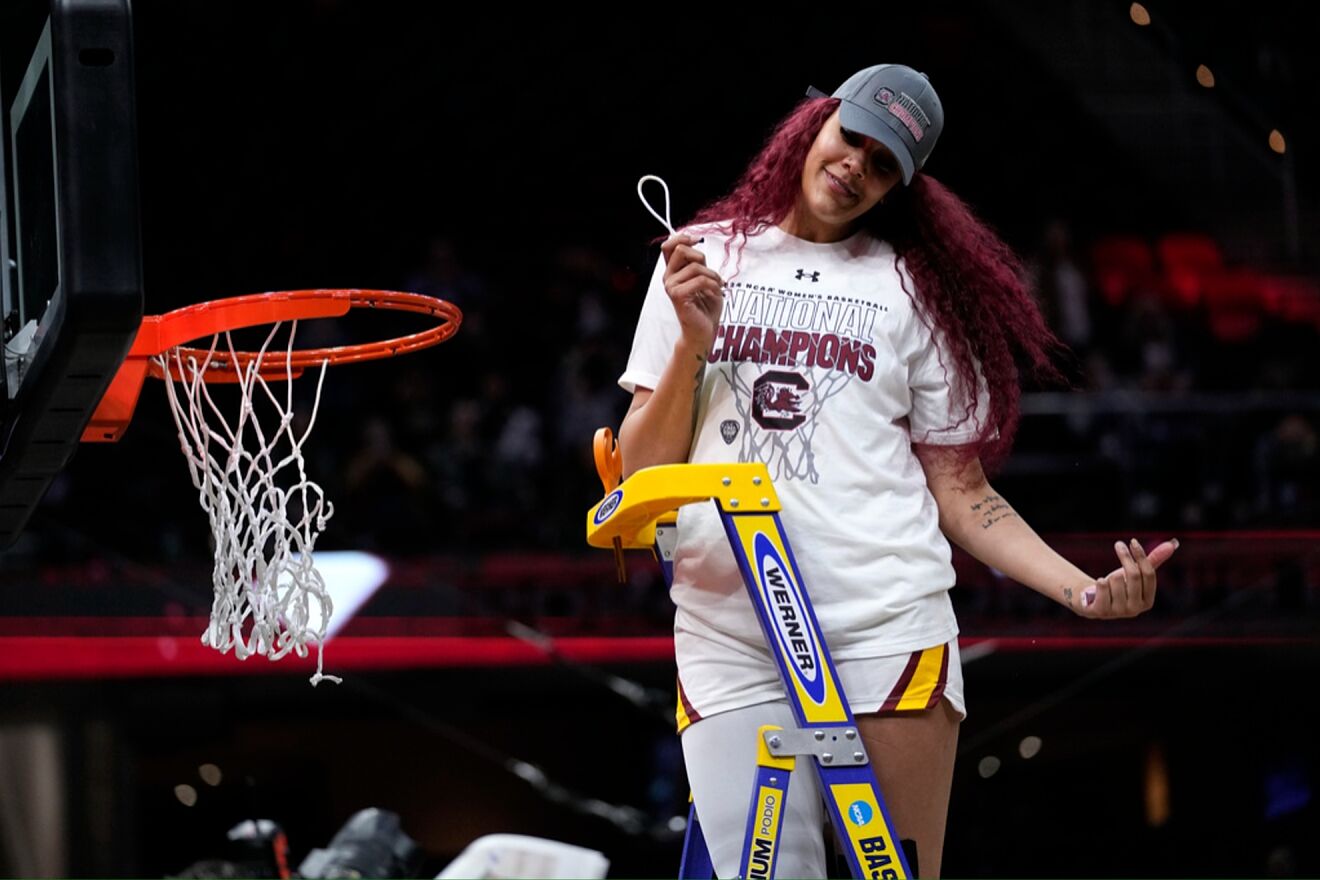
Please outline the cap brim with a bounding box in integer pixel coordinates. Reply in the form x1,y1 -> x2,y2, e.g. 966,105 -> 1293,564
805,85 -> 829,99
838,101 -> 916,185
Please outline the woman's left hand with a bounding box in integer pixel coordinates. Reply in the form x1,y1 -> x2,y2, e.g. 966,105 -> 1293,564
1077,538 -> 1179,619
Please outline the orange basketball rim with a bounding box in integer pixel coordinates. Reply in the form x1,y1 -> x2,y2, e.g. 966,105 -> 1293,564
85,288 -> 462,442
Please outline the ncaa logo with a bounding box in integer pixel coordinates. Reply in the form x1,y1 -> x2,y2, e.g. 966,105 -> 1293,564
847,800 -> 873,826
593,489 -> 623,525
753,533 -> 826,704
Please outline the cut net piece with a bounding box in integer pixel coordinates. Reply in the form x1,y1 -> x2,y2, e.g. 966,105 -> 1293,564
155,320 -> 340,685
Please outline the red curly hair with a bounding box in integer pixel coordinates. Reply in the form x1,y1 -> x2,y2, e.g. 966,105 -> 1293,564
688,97 -> 1064,471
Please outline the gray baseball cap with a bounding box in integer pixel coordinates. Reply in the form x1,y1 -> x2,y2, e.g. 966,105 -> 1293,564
807,64 -> 944,184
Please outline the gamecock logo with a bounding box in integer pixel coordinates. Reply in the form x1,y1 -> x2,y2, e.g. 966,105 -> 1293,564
753,371 -> 809,430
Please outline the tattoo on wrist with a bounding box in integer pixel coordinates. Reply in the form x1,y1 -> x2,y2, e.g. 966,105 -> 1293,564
970,493 -> 1017,530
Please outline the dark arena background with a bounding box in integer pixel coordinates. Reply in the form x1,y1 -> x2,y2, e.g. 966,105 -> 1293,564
1,1 -> 1318,877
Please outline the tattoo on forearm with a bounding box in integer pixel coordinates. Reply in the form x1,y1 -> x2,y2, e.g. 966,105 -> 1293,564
689,354 -> 707,431
970,493 -> 1018,530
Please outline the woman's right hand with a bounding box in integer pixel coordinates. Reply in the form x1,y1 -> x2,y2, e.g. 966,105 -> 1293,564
661,233 -> 724,351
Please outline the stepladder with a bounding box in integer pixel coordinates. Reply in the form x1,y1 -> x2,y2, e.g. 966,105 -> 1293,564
587,429 -> 915,880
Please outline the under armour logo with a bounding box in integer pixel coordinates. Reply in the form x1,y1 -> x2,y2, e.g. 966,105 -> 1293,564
795,269 -> 820,282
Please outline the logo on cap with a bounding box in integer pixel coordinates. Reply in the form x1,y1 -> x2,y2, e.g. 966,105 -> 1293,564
874,87 -> 895,105
887,92 -> 931,142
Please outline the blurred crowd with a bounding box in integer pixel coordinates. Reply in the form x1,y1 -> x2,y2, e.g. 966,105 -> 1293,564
1014,220 -> 1320,531
14,223 -> 1320,562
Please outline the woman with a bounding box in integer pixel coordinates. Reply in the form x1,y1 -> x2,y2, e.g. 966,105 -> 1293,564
617,64 -> 1177,878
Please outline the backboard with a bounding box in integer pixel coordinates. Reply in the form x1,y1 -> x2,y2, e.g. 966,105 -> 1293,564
0,0 -> 142,547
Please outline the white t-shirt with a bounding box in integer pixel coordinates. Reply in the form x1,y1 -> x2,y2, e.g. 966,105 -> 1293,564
620,222 -> 989,720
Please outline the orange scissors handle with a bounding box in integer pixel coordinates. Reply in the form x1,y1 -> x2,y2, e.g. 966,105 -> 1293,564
593,427 -> 627,583
594,427 -> 623,493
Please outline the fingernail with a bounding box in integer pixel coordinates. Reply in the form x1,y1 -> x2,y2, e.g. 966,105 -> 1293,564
1114,541 -> 1125,552
1172,538 -> 1180,549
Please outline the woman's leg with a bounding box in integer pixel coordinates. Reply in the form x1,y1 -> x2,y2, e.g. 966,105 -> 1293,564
854,698 -> 961,878
681,701 -> 828,879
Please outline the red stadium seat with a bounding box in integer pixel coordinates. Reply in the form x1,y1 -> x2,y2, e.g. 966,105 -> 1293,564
1260,275 -> 1320,329
1157,232 -> 1224,308
1089,235 -> 1155,307
1202,270 -> 1265,342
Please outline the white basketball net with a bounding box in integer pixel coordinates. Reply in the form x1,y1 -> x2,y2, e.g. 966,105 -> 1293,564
155,321 -> 340,685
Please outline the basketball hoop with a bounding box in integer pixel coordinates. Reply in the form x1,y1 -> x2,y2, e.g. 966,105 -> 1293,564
88,289 -> 461,684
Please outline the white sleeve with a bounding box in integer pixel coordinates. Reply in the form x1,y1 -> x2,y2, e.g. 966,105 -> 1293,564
618,255 -> 681,394
906,312 -> 992,445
